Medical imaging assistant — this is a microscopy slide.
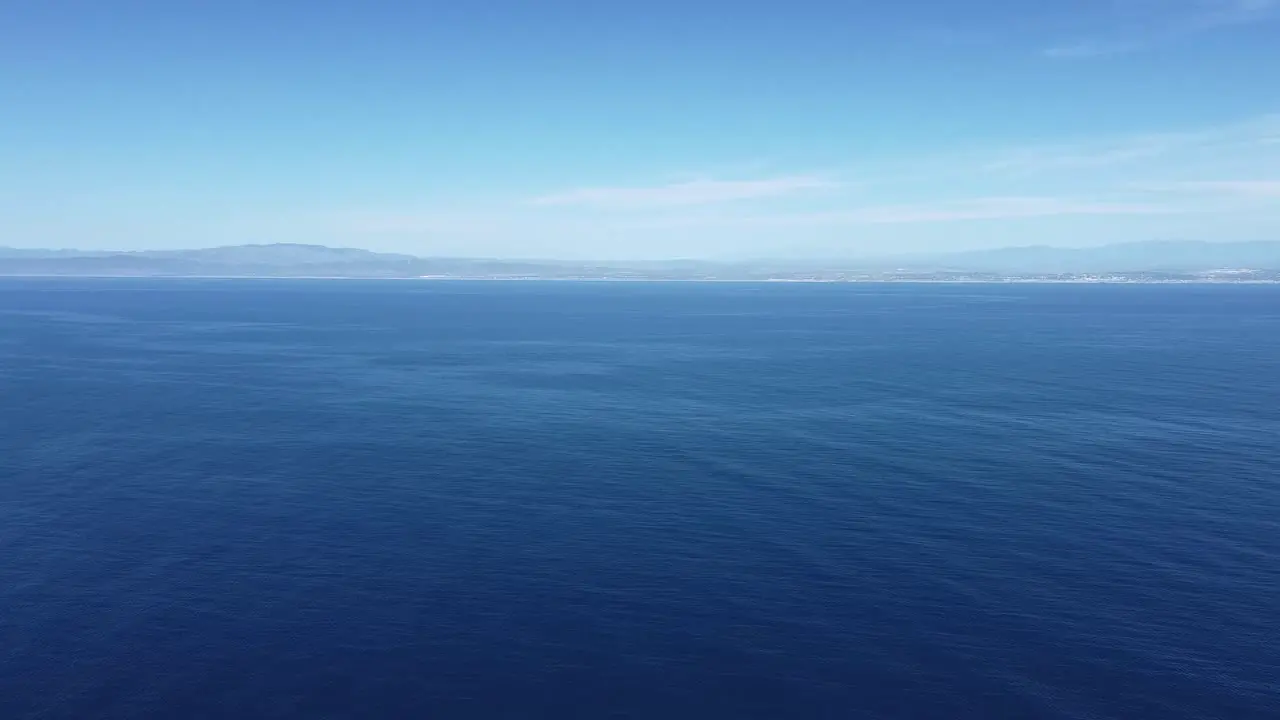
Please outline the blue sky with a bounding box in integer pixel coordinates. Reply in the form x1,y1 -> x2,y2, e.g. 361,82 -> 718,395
2,0 -> 1279,259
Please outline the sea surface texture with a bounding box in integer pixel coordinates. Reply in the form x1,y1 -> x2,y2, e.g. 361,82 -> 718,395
1,280 -> 1277,719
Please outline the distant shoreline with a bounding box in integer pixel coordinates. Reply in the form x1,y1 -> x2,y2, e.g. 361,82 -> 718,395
2,274 -> 1278,285
6,242 -> 1279,283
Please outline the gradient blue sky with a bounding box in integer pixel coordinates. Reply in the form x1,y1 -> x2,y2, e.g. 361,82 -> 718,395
3,0 -> 1279,259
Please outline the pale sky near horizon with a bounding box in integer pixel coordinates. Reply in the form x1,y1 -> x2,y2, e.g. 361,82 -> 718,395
3,0 -> 1279,260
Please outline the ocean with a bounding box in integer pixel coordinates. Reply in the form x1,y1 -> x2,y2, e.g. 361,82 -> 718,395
1,279 -> 1277,719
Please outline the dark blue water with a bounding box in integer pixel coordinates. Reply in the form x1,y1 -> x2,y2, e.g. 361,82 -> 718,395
2,280 -> 1278,719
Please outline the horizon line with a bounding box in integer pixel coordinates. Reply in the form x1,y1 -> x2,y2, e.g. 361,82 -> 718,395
4,238 -> 1279,264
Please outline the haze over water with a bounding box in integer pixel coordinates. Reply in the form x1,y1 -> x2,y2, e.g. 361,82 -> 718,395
2,279 -> 1278,719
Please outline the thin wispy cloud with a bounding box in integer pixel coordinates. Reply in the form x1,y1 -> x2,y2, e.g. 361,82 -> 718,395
983,137 -> 1177,173
1043,0 -> 1279,58
1147,180 -> 1280,198
321,113 -> 1277,257
1042,40 -> 1142,59
328,195 -> 1173,245
625,197 -> 1174,230
527,176 -> 836,209
981,113 -> 1280,175
832,197 -> 1172,225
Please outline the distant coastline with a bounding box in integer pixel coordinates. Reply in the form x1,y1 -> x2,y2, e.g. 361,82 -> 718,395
2,274 -> 1277,285
3,241 -> 1280,283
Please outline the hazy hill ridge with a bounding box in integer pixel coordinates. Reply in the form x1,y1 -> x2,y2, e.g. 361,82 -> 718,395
2,241 -> 1279,279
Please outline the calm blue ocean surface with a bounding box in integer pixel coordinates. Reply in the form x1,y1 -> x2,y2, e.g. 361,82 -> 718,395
1,279 -> 1277,719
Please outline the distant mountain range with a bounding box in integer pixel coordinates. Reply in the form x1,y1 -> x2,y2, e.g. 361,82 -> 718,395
1,241 -> 1278,280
